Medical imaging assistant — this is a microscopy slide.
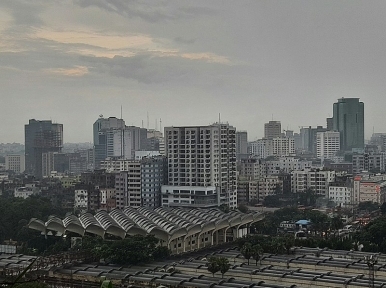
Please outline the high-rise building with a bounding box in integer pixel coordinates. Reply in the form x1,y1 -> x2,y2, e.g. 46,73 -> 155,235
236,131 -> 248,161
93,116 -> 125,168
25,119 -> 63,178
264,121 -> 281,139
93,116 -> 147,168
164,123 -> 237,208
316,131 -> 340,160
333,98 -> 364,151
326,117 -> 333,131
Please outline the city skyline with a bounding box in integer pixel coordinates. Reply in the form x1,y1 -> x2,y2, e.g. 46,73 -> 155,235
2,1 -> 386,142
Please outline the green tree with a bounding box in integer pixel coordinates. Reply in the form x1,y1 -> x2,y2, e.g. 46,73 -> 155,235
240,242 -> 253,265
216,257 -> 230,278
330,216 -> 344,231
251,244 -> 263,265
219,204 -> 230,213
264,195 -> 281,207
282,234 -> 295,255
207,257 -> 220,277
358,201 -> 379,212
380,202 -> 386,215
238,204 -> 249,213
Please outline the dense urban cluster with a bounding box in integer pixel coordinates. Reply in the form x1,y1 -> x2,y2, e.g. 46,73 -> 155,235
0,97 -> 384,251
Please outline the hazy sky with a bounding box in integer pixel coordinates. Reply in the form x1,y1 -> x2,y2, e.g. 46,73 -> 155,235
1,0 -> 386,143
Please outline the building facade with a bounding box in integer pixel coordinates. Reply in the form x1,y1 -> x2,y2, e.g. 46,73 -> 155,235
264,121 -> 281,139
316,131 -> 340,160
164,123 -> 237,208
236,131 -> 248,161
291,168 -> 336,197
5,154 -> 25,174
25,119 -> 63,178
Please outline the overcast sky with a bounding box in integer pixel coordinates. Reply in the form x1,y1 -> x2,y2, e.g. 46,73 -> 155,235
1,0 -> 386,143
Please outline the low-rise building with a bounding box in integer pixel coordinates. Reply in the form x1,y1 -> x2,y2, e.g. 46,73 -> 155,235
5,154 -> 25,174
257,175 -> 283,202
14,184 -> 41,199
291,168 -> 336,197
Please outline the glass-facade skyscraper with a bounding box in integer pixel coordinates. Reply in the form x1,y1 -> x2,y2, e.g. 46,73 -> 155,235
333,98 -> 364,151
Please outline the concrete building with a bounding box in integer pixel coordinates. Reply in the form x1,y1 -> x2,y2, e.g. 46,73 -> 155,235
237,179 -> 249,204
352,152 -> 386,174
134,150 -> 161,160
14,184 -> 41,199
272,137 -> 295,156
93,117 -> 147,167
93,116 -> 125,168
326,117 -> 334,131
248,139 -> 273,159
74,189 -> 88,212
291,168 -> 336,197
257,175 -> 283,202
236,131 -> 248,161
165,123 -> 237,208
299,126 -> 328,155
5,154 -> 25,174
25,119 -> 63,178
333,98 -> 365,151
316,131 -> 340,160
101,156 -> 167,208
239,158 -> 266,181
141,156 -> 168,208
265,156 -> 312,175
114,162 -> 141,209
100,188 -> 116,211
81,169 -> 116,188
328,185 -> 352,208
353,175 -> 386,204
161,186 -> 219,208
264,121 -> 281,139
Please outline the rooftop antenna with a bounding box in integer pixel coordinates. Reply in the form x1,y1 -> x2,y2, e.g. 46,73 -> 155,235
120,105 -> 123,120
160,118 -> 162,132
147,112 -> 149,129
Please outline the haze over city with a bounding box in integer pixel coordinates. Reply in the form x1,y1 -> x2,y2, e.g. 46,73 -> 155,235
1,1 -> 386,143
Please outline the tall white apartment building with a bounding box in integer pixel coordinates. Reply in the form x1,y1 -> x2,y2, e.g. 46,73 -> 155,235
5,154 -> 25,174
291,168 -> 336,197
248,139 -> 273,159
165,123 -> 237,208
316,131 -> 340,160
272,137 -> 295,157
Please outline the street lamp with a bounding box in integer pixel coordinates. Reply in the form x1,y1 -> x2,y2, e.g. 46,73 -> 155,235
364,255 -> 377,288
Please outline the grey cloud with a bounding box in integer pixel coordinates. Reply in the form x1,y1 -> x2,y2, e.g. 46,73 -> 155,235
0,0 -> 46,27
174,36 -> 196,45
81,53 -> 217,84
73,0 -> 214,22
